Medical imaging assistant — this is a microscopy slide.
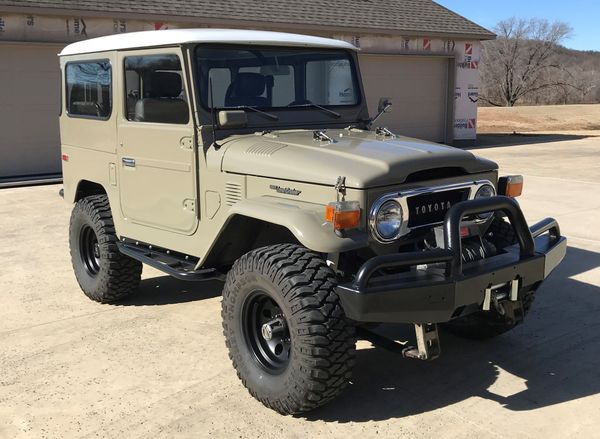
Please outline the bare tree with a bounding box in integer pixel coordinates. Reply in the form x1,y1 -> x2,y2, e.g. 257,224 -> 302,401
480,18 -> 575,106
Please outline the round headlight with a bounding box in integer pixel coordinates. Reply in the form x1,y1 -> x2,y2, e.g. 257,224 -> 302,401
474,184 -> 496,219
374,200 -> 403,241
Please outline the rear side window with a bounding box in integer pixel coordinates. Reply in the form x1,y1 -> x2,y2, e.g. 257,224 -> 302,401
66,61 -> 112,119
124,54 -> 189,124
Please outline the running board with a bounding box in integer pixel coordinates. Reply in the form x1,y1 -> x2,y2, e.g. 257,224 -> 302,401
117,240 -> 225,282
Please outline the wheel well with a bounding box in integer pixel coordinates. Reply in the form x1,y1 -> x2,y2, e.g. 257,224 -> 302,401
203,215 -> 300,269
75,180 -> 107,202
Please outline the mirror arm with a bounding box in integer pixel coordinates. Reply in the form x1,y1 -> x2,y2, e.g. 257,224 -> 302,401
367,103 -> 391,130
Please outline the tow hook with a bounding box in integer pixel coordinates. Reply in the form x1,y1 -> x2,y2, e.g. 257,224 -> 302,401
402,323 -> 441,361
357,323 -> 441,361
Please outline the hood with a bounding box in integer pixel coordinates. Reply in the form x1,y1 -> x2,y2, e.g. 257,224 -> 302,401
220,129 -> 497,189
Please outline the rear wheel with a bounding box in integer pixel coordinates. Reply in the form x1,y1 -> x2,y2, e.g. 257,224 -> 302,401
69,194 -> 142,303
222,244 -> 356,414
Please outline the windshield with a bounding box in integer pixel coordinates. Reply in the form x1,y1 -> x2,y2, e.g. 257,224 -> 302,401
194,45 -> 360,110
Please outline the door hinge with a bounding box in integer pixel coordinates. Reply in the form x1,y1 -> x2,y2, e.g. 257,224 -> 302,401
183,198 -> 196,213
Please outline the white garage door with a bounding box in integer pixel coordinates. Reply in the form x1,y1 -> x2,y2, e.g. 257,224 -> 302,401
0,43 -> 63,180
359,54 -> 450,143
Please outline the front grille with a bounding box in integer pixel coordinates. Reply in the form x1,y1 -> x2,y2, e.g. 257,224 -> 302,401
407,188 -> 470,228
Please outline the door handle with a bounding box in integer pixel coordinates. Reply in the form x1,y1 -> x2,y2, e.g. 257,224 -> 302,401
122,157 -> 136,167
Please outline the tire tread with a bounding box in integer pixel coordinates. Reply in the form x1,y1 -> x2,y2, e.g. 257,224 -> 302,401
221,244 -> 355,414
69,194 -> 142,303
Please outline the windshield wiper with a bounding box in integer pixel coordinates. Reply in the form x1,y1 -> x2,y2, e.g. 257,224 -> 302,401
288,103 -> 341,118
229,105 -> 279,121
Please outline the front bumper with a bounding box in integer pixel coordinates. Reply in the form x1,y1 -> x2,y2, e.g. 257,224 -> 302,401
337,196 -> 567,323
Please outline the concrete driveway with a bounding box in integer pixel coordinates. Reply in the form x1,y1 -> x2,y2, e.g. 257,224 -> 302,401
1,134 -> 600,438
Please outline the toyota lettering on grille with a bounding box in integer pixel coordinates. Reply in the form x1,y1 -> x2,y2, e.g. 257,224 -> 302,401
414,201 -> 453,216
407,188 -> 470,228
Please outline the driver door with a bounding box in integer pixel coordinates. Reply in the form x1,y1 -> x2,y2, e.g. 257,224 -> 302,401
116,49 -> 198,235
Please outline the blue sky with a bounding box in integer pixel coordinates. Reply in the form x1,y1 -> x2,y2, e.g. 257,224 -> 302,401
436,0 -> 600,51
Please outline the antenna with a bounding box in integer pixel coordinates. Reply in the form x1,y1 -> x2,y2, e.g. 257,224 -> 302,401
209,76 -> 220,149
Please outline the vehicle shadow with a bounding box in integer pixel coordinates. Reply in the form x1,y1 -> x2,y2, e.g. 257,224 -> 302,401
467,133 -> 597,150
119,275 -> 223,306
305,245 -> 600,422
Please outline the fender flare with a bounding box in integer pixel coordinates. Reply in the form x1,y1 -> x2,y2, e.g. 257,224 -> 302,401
227,197 -> 368,254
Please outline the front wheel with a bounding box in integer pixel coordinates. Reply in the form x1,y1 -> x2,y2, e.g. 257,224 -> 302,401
221,244 -> 356,415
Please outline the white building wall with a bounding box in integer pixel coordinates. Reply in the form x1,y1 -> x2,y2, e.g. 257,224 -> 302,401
0,13 -> 482,141
333,35 -> 481,141
0,13 -> 175,41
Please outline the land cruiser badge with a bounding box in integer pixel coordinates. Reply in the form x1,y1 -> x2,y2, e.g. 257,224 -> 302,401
269,185 -> 302,196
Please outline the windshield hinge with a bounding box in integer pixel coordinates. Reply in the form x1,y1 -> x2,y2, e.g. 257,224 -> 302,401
313,130 -> 336,144
375,126 -> 396,138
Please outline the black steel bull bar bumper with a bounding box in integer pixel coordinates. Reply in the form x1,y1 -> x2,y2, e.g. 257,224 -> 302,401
336,196 -> 567,323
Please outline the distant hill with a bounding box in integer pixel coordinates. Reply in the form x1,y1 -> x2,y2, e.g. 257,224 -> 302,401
481,44 -> 600,106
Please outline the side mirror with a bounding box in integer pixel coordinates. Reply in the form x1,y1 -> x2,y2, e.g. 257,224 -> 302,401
377,97 -> 393,114
218,110 -> 247,128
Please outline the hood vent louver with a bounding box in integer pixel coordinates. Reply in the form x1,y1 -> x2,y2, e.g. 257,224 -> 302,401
245,142 -> 287,156
225,182 -> 243,206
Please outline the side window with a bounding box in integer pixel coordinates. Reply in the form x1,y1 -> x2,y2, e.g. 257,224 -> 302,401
66,61 -> 112,119
124,54 -> 189,124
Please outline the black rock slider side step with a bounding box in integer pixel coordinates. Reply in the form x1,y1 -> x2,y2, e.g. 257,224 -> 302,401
117,239 -> 225,282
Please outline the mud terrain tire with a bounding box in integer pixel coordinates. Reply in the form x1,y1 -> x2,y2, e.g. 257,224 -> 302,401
222,244 -> 356,415
69,194 -> 142,303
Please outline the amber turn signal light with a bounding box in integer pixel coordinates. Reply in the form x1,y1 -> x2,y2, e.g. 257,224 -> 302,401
325,201 -> 361,231
498,175 -> 523,198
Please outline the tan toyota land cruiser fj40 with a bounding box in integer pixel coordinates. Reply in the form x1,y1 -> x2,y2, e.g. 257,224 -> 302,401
59,29 -> 566,415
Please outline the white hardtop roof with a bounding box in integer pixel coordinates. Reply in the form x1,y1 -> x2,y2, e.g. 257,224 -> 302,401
59,28 -> 358,56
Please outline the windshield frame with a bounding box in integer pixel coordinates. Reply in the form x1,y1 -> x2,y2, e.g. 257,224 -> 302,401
192,43 -> 364,117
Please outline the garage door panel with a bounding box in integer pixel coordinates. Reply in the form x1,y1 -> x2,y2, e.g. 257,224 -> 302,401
0,43 -> 63,178
359,55 -> 449,143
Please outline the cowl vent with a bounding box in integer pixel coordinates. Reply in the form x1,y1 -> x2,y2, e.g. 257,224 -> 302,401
225,182 -> 243,206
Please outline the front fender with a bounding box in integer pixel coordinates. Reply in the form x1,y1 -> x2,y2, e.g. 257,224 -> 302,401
229,197 -> 369,253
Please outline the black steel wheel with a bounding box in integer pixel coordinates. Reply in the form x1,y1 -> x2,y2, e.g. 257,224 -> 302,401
79,224 -> 101,277
243,290 -> 291,373
222,244 -> 356,415
69,194 -> 142,303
